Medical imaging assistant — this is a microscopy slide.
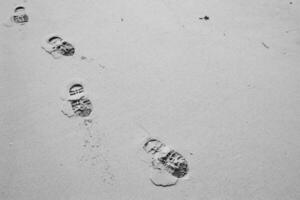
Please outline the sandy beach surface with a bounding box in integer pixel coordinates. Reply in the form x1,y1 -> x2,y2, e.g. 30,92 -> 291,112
1,0 -> 300,199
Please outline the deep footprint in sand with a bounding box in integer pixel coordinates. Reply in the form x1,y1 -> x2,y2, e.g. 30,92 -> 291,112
143,138 -> 189,186
41,35 -> 75,59
3,6 -> 29,27
61,80 -> 93,118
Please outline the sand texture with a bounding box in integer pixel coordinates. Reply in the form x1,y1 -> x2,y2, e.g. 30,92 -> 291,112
1,0 -> 300,199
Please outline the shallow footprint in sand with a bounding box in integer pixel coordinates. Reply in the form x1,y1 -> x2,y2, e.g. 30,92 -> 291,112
41,34 -> 75,59
41,34 -> 107,71
143,138 -> 189,186
3,6 -> 29,27
61,80 -> 93,119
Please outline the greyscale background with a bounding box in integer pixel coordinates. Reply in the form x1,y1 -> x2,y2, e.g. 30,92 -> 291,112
0,0 -> 300,199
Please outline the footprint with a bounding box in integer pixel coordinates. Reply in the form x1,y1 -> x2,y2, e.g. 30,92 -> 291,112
143,138 -> 189,186
41,34 -> 106,72
41,35 -> 75,59
3,6 -> 29,27
61,80 -> 93,118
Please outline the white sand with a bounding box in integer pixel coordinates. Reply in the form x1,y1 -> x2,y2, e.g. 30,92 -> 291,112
1,0 -> 300,199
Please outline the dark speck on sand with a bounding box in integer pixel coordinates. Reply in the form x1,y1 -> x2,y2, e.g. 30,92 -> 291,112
262,42 -> 270,49
199,16 -> 210,20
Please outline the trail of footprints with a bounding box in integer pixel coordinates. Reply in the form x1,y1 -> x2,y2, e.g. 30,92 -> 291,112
3,3 -> 190,187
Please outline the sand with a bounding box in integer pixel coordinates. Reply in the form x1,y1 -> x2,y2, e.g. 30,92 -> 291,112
1,0 -> 300,199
